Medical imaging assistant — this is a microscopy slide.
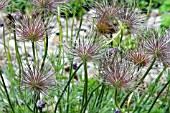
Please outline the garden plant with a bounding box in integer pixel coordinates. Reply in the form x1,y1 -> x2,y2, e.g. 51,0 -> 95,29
0,0 -> 170,113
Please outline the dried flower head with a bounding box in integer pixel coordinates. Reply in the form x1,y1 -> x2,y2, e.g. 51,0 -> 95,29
94,1 -> 120,35
128,48 -> 150,67
65,34 -> 106,62
33,0 -> 70,12
21,62 -> 56,95
100,55 -> 139,90
0,0 -> 10,11
143,29 -> 170,66
94,1 -> 119,20
117,8 -> 146,35
96,18 -> 115,35
15,15 -> 45,42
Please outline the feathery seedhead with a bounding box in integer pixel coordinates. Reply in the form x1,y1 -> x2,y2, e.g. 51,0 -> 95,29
94,1 -> 119,20
143,29 -> 170,66
33,0 -> 53,11
101,55 -> 138,90
15,15 -> 45,42
33,0 -> 69,12
0,0 -> 10,11
94,2 -> 120,35
117,8 -> 146,35
65,34 -> 106,62
128,48 -> 150,67
21,63 -> 56,95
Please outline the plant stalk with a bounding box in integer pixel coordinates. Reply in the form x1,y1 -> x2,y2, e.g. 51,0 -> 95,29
148,79 -> 170,113
114,88 -> 124,113
82,61 -> 88,111
54,63 -> 83,113
0,69 -> 15,113
121,57 -> 156,107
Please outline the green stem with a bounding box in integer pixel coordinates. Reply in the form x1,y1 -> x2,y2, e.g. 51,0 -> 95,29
114,88 -> 124,113
134,65 -> 167,113
0,69 -> 15,113
81,61 -> 88,112
40,9 -> 49,71
66,61 -> 73,113
40,33 -> 48,71
54,63 -> 83,113
71,11 -> 76,46
148,79 -> 170,113
80,84 -> 102,113
32,41 -> 36,67
13,24 -> 23,91
138,57 -> 156,86
121,57 -> 156,107
24,43 -> 31,70
96,84 -> 105,108
103,30 -> 121,47
3,25 -> 14,75
147,0 -> 152,20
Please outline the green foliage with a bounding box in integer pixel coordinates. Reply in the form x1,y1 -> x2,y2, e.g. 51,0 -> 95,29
159,0 -> 170,28
159,0 -> 170,12
8,0 -> 31,13
0,0 -> 170,113
63,0 -> 94,17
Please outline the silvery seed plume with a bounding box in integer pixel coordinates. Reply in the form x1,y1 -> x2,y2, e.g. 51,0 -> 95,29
15,15 -> 46,42
117,7 -> 146,35
65,33 -> 106,62
100,54 -> 139,90
33,0 -> 70,13
128,47 -> 150,68
143,29 -> 170,66
94,1 -> 120,35
21,62 -> 56,95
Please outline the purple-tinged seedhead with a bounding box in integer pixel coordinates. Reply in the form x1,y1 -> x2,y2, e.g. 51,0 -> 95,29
100,55 -> 139,90
65,34 -> 106,62
15,15 -> 45,42
128,48 -> 150,67
143,29 -> 170,66
117,8 -> 146,35
21,62 -> 56,95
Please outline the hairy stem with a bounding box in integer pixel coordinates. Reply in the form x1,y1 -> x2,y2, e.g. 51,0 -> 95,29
82,61 -> 88,112
40,33 -> 48,71
32,42 -> 36,72
114,88 -> 124,113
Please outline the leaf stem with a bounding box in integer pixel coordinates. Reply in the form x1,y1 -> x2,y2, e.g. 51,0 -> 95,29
114,88 -> 124,113
0,69 -> 15,113
148,79 -> 170,113
54,63 -> 83,113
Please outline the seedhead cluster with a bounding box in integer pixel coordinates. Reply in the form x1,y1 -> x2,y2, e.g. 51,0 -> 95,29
0,0 -> 170,113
